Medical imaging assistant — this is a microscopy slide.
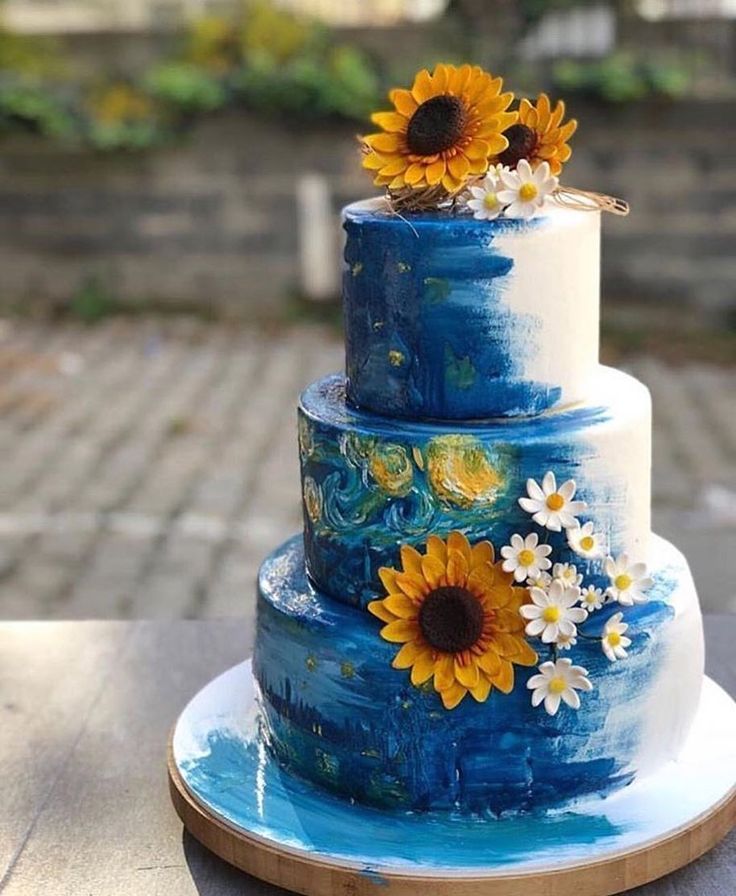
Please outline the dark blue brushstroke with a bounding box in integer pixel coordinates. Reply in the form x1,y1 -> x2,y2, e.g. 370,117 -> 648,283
343,205 -> 561,419
253,537 -> 677,815
300,374 -> 635,609
181,728 -> 626,869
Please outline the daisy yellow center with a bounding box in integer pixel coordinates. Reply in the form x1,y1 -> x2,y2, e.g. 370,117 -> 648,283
546,492 -> 565,511
607,631 -> 622,647
542,606 -> 561,623
549,676 -> 567,694
406,94 -> 467,156
580,535 -> 595,551
519,182 -> 538,202
498,123 -> 538,168
418,585 -> 484,654
518,549 -> 536,566
615,574 -> 633,591
483,192 -> 498,210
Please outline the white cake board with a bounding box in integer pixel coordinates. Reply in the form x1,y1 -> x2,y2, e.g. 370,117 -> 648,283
168,661 -> 736,896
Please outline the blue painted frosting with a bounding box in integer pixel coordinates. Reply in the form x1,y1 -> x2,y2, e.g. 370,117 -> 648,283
343,202 -> 564,420
299,372 -> 649,609
253,536 -> 679,815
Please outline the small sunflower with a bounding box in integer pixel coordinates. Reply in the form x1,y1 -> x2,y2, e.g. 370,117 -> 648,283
362,63 -> 517,198
368,531 -> 537,710
496,93 -> 577,176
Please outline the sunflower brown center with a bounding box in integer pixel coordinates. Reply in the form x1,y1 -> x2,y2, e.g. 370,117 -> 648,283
406,94 -> 467,156
418,586 -> 484,654
498,123 -> 539,167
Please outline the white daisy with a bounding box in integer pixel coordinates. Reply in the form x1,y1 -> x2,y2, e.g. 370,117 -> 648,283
556,630 -> 578,651
500,532 -> 552,583
497,159 -> 558,220
527,658 -> 593,716
580,585 -> 605,612
605,554 -> 653,606
518,471 -> 586,532
601,612 -> 632,662
567,521 -> 605,559
552,562 -> 583,589
519,580 -> 587,644
527,570 -> 552,590
466,170 -> 503,221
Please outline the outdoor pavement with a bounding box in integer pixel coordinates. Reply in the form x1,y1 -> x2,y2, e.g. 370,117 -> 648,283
0,317 -> 733,619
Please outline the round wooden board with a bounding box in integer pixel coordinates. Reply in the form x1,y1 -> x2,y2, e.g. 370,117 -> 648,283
167,663 -> 736,896
168,747 -> 735,896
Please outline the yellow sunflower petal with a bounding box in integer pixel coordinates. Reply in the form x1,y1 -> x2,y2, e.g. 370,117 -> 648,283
404,162 -> 427,186
396,572 -> 428,602
383,593 -> 419,619
453,63 -> 473,96
492,658 -> 514,694
400,544 -> 423,575
536,93 -> 551,130
494,607 -> 525,633
470,674 -> 492,703
381,618 -> 419,644
434,653 -> 456,691
447,531 -> 471,563
549,99 -> 566,130
410,648 -> 435,685
466,563 -> 496,599
454,657 -> 480,689
519,97 -> 534,119
371,111 -> 408,133
470,540 -> 494,569
421,554 -> 446,590
388,173 -> 407,189
367,599 -> 395,623
425,158 -> 446,186
426,534 -> 448,565
477,650 -> 502,677
512,638 -> 538,667
378,566 -> 399,595
365,132 -> 402,153
362,151 -> 390,171
411,68 -> 434,103
389,87 -> 418,117
430,62 -> 450,93
393,640 -> 422,669
440,681 -> 467,710
379,157 -> 410,177
446,549 -> 469,587
493,632 -> 528,659
441,172 -> 464,193
464,138 -> 490,161
447,154 -> 470,180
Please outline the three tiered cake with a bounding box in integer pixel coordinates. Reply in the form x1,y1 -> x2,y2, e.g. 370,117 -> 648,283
252,64 -> 705,817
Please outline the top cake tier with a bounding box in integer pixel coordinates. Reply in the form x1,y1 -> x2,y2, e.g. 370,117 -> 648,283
343,198 -> 600,421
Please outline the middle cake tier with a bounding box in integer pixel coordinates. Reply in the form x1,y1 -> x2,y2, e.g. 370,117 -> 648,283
300,367 -> 651,609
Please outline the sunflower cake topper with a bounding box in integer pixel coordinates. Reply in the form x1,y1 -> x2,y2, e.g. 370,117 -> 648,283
361,63 -> 628,218
369,472 -> 654,713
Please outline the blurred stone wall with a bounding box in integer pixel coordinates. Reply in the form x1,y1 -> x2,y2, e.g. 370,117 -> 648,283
0,99 -> 734,322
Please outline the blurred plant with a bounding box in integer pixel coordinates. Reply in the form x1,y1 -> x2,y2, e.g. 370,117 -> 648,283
0,77 -> 75,138
552,53 -> 690,103
240,0 -> 319,64
144,63 -> 227,114
0,26 -> 67,79
69,276 -> 117,322
86,82 -> 163,150
184,15 -> 241,73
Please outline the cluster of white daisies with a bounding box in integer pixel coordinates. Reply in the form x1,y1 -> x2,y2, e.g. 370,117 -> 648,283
498,471 -> 653,717
461,159 -> 558,221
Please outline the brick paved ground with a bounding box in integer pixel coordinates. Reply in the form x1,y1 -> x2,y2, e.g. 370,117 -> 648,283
0,317 -> 733,619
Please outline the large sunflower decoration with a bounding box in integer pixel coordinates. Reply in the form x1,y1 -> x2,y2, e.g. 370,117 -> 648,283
368,531 -> 537,710
362,64 -> 516,208
362,65 -> 628,217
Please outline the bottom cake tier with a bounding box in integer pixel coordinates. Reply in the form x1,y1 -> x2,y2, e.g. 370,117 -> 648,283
252,534 -> 703,815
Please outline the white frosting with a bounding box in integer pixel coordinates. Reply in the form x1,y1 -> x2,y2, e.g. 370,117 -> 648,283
493,203 -> 601,410
549,364 -> 652,559
635,535 -> 705,774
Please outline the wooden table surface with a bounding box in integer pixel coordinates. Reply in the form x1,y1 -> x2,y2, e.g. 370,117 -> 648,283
1,617 -> 734,896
